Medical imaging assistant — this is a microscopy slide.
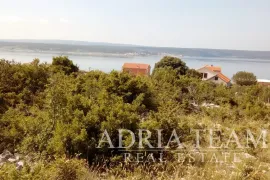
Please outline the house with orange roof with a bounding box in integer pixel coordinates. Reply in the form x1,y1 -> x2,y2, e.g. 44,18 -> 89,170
197,65 -> 231,86
122,63 -> 151,76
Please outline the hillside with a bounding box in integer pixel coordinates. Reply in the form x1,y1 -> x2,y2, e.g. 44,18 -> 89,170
1,40 -> 270,59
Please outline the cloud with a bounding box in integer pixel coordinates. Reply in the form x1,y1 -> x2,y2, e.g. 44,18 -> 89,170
0,16 -> 24,23
59,18 -> 69,23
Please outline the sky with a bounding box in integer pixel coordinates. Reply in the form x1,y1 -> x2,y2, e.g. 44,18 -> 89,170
0,0 -> 270,51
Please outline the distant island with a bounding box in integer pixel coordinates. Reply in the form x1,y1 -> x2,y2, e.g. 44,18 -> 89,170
1,39 -> 270,59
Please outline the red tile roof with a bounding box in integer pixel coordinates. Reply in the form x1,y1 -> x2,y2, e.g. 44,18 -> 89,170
205,65 -> 221,72
217,72 -> 230,83
198,65 -> 230,83
123,63 -> 150,70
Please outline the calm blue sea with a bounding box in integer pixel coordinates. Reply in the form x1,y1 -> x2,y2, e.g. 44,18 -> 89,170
1,51 -> 270,79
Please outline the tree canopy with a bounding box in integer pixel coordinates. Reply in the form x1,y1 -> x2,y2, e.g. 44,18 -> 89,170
152,56 -> 189,76
232,71 -> 257,86
52,56 -> 79,75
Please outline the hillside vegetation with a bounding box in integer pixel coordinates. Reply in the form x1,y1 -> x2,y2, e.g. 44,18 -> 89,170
1,56 -> 270,179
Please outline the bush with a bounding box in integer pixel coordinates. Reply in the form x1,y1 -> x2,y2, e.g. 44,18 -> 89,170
153,56 -> 189,76
232,71 -> 257,86
51,56 -> 79,75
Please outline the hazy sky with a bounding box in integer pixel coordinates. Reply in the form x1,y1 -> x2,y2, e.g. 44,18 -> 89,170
0,0 -> 269,51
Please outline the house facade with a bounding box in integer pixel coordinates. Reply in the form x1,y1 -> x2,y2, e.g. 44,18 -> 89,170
197,65 -> 231,86
122,63 -> 151,76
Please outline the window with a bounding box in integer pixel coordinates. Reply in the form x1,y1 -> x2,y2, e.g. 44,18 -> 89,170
215,76 -> 218,81
203,73 -> 208,78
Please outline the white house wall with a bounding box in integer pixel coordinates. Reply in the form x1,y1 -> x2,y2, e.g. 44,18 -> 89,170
197,67 -> 217,80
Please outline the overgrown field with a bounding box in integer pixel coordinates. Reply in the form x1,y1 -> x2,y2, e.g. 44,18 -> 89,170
1,56 -> 270,179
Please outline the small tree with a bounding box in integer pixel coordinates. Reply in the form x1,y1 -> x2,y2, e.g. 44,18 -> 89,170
186,69 -> 202,79
153,56 -> 189,76
52,56 -> 79,75
232,71 -> 257,86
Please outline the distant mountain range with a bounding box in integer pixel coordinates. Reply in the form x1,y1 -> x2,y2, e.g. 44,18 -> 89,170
0,39 -> 270,60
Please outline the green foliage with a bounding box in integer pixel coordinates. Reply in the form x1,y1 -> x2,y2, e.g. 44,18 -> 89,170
152,56 -> 189,76
0,158 -> 91,180
1,56 -> 270,179
151,68 -> 179,85
186,68 -> 202,79
0,59 -> 49,112
50,158 -> 90,180
232,71 -> 257,86
51,56 -> 79,75
0,108 -> 25,152
104,71 -> 157,111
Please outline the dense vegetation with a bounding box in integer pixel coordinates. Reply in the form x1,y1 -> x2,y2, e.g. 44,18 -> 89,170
1,56 -> 270,179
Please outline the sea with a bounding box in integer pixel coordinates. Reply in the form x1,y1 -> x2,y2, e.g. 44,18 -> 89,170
1,51 -> 270,79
